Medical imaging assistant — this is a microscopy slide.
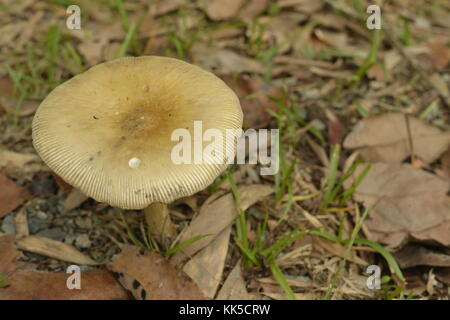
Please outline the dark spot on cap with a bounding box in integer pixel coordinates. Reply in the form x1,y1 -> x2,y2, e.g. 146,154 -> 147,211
93,115 -> 99,120
140,289 -> 147,300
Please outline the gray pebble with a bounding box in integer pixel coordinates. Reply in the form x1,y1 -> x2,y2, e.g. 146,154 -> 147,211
1,214 -> 16,233
28,215 -> 50,233
36,228 -> 66,241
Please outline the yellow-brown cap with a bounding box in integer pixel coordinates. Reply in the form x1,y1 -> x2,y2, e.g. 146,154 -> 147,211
32,56 -> 243,209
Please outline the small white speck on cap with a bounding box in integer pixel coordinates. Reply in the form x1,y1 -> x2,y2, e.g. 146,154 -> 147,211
128,157 -> 141,169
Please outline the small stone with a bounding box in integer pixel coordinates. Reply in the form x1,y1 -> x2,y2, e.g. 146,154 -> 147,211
28,177 -> 58,196
75,234 -> 91,249
36,228 -> 65,241
1,214 -> 16,233
36,211 -> 48,220
75,216 -> 92,229
28,215 -> 50,233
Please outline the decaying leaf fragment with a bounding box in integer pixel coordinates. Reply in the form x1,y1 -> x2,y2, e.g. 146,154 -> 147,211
344,113 -> 450,164
108,245 -> 206,300
349,163 -> 450,247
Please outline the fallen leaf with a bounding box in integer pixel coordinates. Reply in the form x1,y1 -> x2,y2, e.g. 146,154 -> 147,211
222,75 -> 281,128
108,245 -> 206,300
171,184 -> 273,264
0,97 -> 39,117
440,147 -> 450,179
183,226 -> 231,298
0,234 -> 127,299
0,233 -> 22,274
15,235 -> 98,265
191,45 -> 263,74
216,260 -> 252,300
429,73 -> 450,99
349,163 -> 450,247
14,208 -> 28,237
239,0 -> 269,20
0,150 -> 44,179
426,35 -> 450,69
324,108 -> 344,145
344,113 -> 450,164
394,244 -> 450,268
205,0 -> 245,21
0,269 -> 128,300
62,189 -> 89,213
0,173 -> 31,219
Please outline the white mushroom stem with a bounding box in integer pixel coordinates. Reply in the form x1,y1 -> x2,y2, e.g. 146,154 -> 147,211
144,202 -> 176,239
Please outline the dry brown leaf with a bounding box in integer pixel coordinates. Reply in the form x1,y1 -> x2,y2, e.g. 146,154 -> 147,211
0,173 -> 31,219
14,208 -> 29,237
0,97 -> 39,117
183,226 -> 231,298
394,244 -> 450,268
259,13 -> 307,53
0,233 -> 22,275
344,113 -> 450,164
440,147 -> 450,179
108,245 -> 206,300
0,234 -> 127,299
239,0 -> 269,20
0,150 -> 44,177
191,45 -> 263,74
62,189 -> 89,213
171,184 -> 273,264
0,269 -> 128,300
205,0 -> 245,21
15,235 -> 98,265
349,163 -> 450,247
426,35 -> 450,69
151,0 -> 182,17
429,73 -> 450,99
216,260 -> 252,300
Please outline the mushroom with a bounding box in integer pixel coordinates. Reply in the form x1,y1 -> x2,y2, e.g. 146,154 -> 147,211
32,56 -> 243,240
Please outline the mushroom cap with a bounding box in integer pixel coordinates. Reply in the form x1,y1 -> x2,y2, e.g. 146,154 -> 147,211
32,56 -> 243,209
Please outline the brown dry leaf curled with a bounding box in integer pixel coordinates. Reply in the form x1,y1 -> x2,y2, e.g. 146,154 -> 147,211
394,244 -> 450,268
15,235 -> 98,265
108,245 -> 206,300
0,269 -> 128,300
183,226 -> 231,298
344,113 -> 450,164
0,173 -> 31,219
216,260 -> 252,300
205,0 -> 245,21
349,163 -> 450,247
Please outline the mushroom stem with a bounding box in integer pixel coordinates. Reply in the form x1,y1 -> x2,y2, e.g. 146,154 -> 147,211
144,202 -> 176,240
